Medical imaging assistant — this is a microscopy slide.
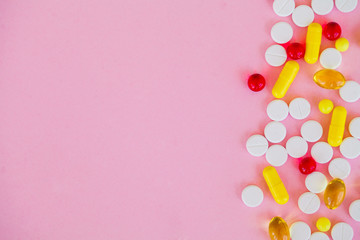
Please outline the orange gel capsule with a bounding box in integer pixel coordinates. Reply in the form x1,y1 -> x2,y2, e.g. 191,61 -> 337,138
324,178 -> 346,210
269,217 -> 290,240
313,69 -> 346,89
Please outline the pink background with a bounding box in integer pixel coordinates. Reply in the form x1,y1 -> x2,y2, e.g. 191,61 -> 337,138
0,0 -> 360,239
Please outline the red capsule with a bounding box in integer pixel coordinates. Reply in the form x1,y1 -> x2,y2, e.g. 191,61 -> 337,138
248,74 -> 265,92
286,43 -> 305,60
323,22 -> 342,41
299,157 -> 316,174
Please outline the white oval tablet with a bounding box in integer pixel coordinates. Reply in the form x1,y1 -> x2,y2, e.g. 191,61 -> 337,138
266,145 -> 288,167
292,5 -> 314,27
349,199 -> 360,222
339,81 -> 360,103
267,100 -> 289,121
271,22 -> 293,44
264,121 -> 287,143
241,185 -> 264,207
349,117 -> 360,138
273,0 -> 296,17
328,158 -> 351,179
310,232 -> 330,240
340,137 -> 360,159
311,142 -> 333,164
298,192 -> 320,214
246,135 -> 269,157
311,0 -> 334,15
305,172 -> 327,193
286,136 -> 308,158
265,45 -> 287,67
331,222 -> 353,240
290,221 -> 311,240
335,0 -> 358,13
301,120 -> 323,142
320,48 -> 342,69
289,98 -> 311,120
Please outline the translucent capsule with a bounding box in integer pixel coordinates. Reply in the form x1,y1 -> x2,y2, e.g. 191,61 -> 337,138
287,43 -> 305,60
299,157 -> 317,174
323,22 -> 341,41
263,166 -> 289,205
248,73 -> 266,92
328,106 -> 347,147
324,178 -> 346,209
313,69 -> 346,89
269,217 -> 290,240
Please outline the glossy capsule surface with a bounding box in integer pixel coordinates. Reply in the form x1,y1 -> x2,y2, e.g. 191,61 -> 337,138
305,23 -> 322,64
313,69 -> 346,89
328,106 -> 347,147
263,166 -> 289,205
324,178 -> 346,209
269,217 -> 290,240
272,61 -> 299,99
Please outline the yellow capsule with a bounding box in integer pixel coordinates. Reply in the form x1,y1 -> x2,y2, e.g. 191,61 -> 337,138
305,23 -> 322,64
263,166 -> 289,205
319,99 -> 334,114
335,37 -> 349,52
272,61 -> 299,99
316,217 -> 331,232
313,69 -> 346,89
269,217 -> 290,240
324,178 -> 346,210
328,106 -> 347,147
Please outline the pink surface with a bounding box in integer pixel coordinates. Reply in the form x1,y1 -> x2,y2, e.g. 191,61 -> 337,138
0,0 -> 360,239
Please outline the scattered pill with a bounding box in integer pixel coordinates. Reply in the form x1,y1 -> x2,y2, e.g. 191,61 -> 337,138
331,222 -> 353,240
266,145 -> 288,167
320,48 -> 342,69
264,121 -> 286,143
349,199 -> 360,222
292,5 -> 314,27
286,136 -> 308,158
349,117 -> 360,138
265,45 -> 288,67
263,166 -> 289,205
318,99 -> 334,114
305,23 -> 322,64
324,178 -> 346,209
272,61 -> 300,98
328,106 -> 347,147
271,22 -> 293,44
339,137 -> 360,159
242,185 -> 264,207
299,157 -> 317,174
248,73 -> 266,92
328,158 -> 351,179
286,43 -> 305,60
269,217 -> 290,240
316,217 -> 331,232
289,98 -> 311,120
335,37 -> 349,52
301,120 -> 323,142
310,232 -> 330,240
267,100 -> 289,121
311,0 -> 334,15
290,221 -> 311,240
339,81 -> 360,103
311,142 -> 333,164
335,0 -> 358,13
246,135 -> 269,157
313,69 -> 345,89
305,172 -> 327,193
323,22 -> 342,40
273,0 -> 296,17
298,192 -> 320,214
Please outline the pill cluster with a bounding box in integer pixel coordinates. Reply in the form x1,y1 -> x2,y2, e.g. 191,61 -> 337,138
243,1 -> 360,240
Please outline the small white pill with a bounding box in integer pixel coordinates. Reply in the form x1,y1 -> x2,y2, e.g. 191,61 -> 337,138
289,98 -> 311,120
311,142 -> 333,164
320,48 -> 342,69
266,145 -> 288,167
305,172 -> 327,193
328,158 -> 351,179
310,232 -> 330,240
267,99 -> 289,121
301,120 -> 323,142
331,222 -> 353,240
335,0 -> 358,13
298,192 -> 320,214
271,22 -> 293,44
265,45 -> 287,67
273,0 -> 296,17
246,135 -> 269,157
340,137 -> 360,159
339,81 -> 360,103
286,136 -> 308,158
241,185 -> 264,207
264,121 -> 287,143
311,0 -> 334,15
292,5 -> 314,27
290,221 -> 311,240
349,199 -> 360,222
349,117 -> 360,138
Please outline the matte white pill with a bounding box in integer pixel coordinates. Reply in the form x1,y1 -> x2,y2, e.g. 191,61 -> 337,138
298,192 -> 320,214
292,5 -> 314,27
349,117 -> 360,138
273,0 -> 296,17
339,81 -> 360,103
320,48 -> 342,69
264,121 -> 287,143
328,158 -> 351,179
286,136 -> 308,158
265,45 -> 287,67
310,232 -> 330,240
301,120 -> 323,142
241,185 -> 264,207
311,142 -> 333,164
246,135 -> 269,157
335,0 -> 358,13
305,172 -> 327,193
266,145 -> 288,167
289,98 -> 311,120
271,22 -> 293,44
290,221 -> 311,240
311,0 -> 334,15
340,137 -> 360,159
349,199 -> 360,222
331,222 -> 353,240
267,99 -> 289,121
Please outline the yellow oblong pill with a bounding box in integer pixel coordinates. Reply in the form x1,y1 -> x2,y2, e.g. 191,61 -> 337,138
328,106 -> 347,147
263,166 -> 289,205
305,23 -> 322,64
272,60 -> 300,99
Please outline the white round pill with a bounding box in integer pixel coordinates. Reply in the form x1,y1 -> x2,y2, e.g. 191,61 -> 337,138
335,0 -> 358,13
298,192 -> 320,214
320,48 -> 342,69
340,137 -> 360,159
292,5 -> 314,27
273,0 -> 296,17
305,172 -> 327,193
241,185 -> 264,207
289,98 -> 311,120
339,81 -> 360,103
331,222 -> 353,240
267,99 -> 289,121
265,45 -> 287,67
349,117 -> 360,138
264,121 -> 287,143
301,120 -> 323,142
310,232 -> 330,240
286,136 -> 308,158
311,142 -> 333,164
328,158 -> 351,179
271,22 -> 293,44
246,135 -> 269,157
349,199 -> 360,222
290,221 -> 311,240
266,145 -> 288,167
311,0 -> 334,15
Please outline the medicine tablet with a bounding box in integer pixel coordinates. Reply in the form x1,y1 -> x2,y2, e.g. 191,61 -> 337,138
266,145 -> 288,167
267,100 -> 289,121
310,232 -> 330,240
273,0 -> 296,17
335,37 -> 349,52
264,121 -> 287,143
286,136 -> 308,158
328,158 -> 351,179
301,120 -> 323,142
290,221 -> 311,240
265,45 -> 287,67
331,222 -> 353,240
241,185 -> 264,207
318,99 -> 334,114
298,192 -> 320,214
320,48 -> 342,69
292,5 -> 314,27
340,137 -> 360,159
311,142 -> 333,163
246,135 -> 269,157
335,0 -> 358,13
289,98 -> 311,120
349,199 -> 360,222
316,217 -> 331,232
339,81 -> 360,103
311,0 -> 334,15
349,117 -> 360,138
305,172 -> 327,193
271,22 -> 293,44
